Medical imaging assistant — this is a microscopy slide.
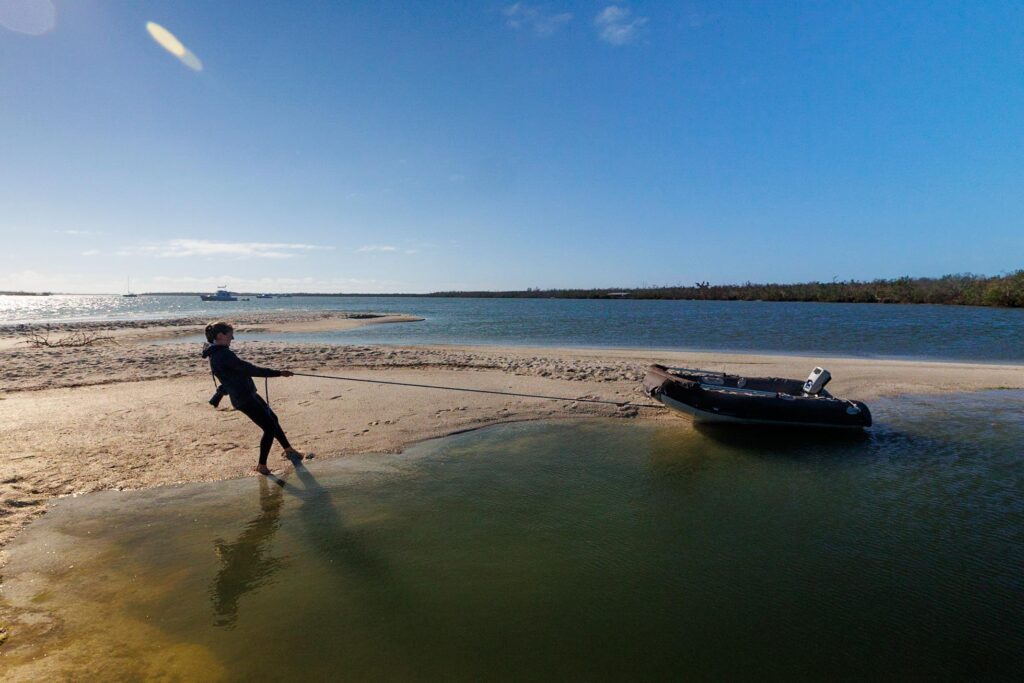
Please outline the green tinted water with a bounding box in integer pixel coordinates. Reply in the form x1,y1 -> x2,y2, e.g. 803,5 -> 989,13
3,393 -> 1023,680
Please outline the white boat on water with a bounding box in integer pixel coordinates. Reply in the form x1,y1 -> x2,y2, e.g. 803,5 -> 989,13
200,288 -> 238,302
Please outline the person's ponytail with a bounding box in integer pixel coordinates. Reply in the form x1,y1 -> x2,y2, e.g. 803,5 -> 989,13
206,321 -> 233,343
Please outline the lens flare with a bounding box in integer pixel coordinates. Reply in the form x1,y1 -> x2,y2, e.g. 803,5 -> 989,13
0,0 -> 56,35
145,21 -> 203,71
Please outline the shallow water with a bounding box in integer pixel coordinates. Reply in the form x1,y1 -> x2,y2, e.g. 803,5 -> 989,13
3,294 -> 1024,362
3,393 -> 1023,680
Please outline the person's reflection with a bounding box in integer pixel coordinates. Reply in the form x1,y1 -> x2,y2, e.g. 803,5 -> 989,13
284,454 -> 387,581
210,475 -> 287,628
209,457 -> 393,627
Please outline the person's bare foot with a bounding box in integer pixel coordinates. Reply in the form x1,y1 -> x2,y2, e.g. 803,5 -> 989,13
253,464 -> 272,476
282,448 -> 303,461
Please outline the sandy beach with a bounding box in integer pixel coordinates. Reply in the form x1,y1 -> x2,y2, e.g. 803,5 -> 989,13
2,310 -> 1023,566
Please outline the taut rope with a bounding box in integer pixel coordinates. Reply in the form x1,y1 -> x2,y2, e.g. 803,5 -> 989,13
290,371 -> 664,410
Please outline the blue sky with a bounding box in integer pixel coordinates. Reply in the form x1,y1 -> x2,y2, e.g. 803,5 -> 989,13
1,1 -> 1021,293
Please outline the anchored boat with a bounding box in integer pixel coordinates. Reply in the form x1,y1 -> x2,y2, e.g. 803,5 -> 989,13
200,288 -> 238,302
643,364 -> 871,429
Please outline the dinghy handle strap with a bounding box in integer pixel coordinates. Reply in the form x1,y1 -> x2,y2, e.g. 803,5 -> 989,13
290,372 -> 664,410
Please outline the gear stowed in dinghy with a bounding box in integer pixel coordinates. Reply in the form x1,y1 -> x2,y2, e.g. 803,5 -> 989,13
642,364 -> 871,429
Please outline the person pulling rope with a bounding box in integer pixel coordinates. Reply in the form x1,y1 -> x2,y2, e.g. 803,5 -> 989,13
203,321 -> 302,475
203,321 -> 662,477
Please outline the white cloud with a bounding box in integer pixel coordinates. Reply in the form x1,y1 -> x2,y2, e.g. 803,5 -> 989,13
129,239 -> 332,259
0,269 -> 102,294
0,0 -> 56,36
56,229 -> 108,236
82,249 -> 100,257
685,10 -> 719,29
594,5 -> 648,45
503,3 -> 572,37
0,269 -> 49,291
148,275 -> 405,293
356,245 -> 399,253
0,270 -> 405,295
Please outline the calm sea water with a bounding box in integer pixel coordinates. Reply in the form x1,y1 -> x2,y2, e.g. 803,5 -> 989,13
2,294 -> 1023,362
5,392 -> 1023,680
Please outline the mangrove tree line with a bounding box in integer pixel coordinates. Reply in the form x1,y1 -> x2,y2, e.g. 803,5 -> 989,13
428,271 -> 1024,307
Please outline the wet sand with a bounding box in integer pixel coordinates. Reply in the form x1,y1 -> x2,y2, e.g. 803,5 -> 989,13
2,311 -> 1023,566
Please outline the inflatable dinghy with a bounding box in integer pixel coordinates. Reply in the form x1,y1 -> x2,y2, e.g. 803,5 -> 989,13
642,364 -> 871,429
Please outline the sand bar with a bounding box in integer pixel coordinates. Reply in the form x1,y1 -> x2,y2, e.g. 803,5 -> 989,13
0,310 -> 423,351
1,312 -> 1023,564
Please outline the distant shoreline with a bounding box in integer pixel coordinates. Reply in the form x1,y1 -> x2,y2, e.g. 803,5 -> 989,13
3,271 -> 1022,307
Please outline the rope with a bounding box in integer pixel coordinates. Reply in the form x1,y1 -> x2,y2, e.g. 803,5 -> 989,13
290,371 -> 664,410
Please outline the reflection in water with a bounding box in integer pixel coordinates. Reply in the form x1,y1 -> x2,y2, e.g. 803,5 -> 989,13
646,422 -> 867,481
645,424 -> 718,482
282,456 -> 389,582
694,422 -> 869,457
209,458 -> 390,628
210,476 -> 286,628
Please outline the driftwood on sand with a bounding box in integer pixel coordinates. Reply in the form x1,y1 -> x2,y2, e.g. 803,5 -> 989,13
22,325 -> 119,349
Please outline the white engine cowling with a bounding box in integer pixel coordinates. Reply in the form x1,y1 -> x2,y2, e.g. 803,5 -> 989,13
803,367 -> 831,395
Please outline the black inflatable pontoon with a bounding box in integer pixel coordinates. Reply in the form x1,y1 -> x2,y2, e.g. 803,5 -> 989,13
642,364 -> 871,429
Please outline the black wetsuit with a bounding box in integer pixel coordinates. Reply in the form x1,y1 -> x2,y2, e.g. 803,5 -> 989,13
203,344 -> 291,465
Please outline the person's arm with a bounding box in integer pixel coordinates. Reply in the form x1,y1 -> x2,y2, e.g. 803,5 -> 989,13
222,349 -> 284,378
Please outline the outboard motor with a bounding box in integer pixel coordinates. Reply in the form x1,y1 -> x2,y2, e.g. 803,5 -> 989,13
803,367 -> 831,396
